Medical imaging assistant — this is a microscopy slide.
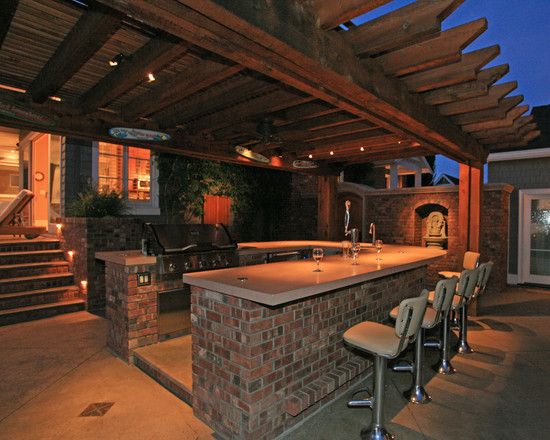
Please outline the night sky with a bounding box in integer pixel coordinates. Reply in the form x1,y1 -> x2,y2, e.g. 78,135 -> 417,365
353,0 -> 550,180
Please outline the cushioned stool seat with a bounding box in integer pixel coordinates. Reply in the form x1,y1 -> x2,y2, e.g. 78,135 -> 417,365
344,321 -> 402,358
438,270 -> 461,279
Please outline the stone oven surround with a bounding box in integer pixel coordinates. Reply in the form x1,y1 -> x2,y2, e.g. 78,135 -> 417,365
362,184 -> 513,296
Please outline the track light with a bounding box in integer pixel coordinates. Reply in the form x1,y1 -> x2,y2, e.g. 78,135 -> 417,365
109,53 -> 124,67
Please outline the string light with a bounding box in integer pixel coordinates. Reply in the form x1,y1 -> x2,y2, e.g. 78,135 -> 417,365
329,151 -> 334,156
360,146 -> 365,151
308,154 -> 313,159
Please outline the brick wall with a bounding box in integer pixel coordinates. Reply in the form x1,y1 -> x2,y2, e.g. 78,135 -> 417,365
191,266 -> 426,440
60,217 -> 143,310
362,184 -> 512,297
105,261 -> 159,362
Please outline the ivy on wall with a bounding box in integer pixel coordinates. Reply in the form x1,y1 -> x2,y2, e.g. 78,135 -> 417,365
155,153 -> 291,241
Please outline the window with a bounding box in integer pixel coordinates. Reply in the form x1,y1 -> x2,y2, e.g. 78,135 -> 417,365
97,143 -> 151,201
98,142 -> 123,193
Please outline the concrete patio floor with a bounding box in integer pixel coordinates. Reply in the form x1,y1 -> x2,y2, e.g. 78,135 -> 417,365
0,287 -> 548,440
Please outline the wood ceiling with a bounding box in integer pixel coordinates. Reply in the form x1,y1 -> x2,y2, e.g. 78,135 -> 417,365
0,0 -> 539,173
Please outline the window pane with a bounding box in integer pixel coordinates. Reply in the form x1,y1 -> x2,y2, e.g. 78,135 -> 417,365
530,198 -> 550,276
98,142 -> 123,194
127,147 -> 151,201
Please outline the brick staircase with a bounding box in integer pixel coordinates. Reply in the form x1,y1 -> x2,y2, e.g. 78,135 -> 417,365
0,237 -> 85,326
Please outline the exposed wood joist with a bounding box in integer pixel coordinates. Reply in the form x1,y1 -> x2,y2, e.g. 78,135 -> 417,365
375,18 -> 487,77
346,0 -> 463,56
96,0 -> 487,164
298,132 -> 400,157
338,148 -> 433,164
481,129 -> 540,146
311,0 -> 392,30
157,74 -> 276,128
28,5 -> 123,103
188,88 -> 313,133
452,95 -> 524,126
80,38 -> 191,113
437,81 -> 517,116
274,101 -> 340,125
403,45 -> 500,92
462,104 -> 528,133
276,112 -> 360,134
288,121 -> 378,142
123,59 -> 243,120
422,64 -> 509,105
0,0 -> 19,50
473,115 -> 534,139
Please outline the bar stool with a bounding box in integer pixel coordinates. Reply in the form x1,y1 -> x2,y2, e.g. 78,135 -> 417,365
438,251 -> 480,279
344,293 -> 427,440
456,262 -> 493,354
426,268 -> 478,373
389,277 -> 458,404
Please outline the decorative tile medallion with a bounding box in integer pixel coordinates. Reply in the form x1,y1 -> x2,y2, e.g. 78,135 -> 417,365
79,402 -> 115,417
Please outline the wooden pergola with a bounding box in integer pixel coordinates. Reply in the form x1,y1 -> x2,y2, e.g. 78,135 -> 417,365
0,0 -> 539,249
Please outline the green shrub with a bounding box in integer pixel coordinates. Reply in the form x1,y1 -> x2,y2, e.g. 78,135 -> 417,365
67,188 -> 128,218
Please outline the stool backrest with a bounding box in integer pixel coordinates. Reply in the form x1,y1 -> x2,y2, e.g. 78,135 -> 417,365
473,261 -> 494,299
394,291 -> 428,351
456,268 -> 479,307
433,276 -> 459,319
463,251 -> 480,270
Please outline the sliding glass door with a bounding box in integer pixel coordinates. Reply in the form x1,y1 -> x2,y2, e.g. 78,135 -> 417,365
519,189 -> 550,285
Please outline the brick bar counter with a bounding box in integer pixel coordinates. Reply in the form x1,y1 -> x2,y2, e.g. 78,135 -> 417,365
184,245 -> 445,440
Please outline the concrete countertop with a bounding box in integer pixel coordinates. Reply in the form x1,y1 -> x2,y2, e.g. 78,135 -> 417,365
183,244 -> 446,306
95,250 -> 156,266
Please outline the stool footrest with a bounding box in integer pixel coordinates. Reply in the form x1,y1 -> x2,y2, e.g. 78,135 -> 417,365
424,339 -> 441,349
348,398 -> 373,408
392,362 -> 413,373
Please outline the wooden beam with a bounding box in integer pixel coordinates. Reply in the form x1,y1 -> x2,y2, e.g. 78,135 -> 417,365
462,104 -> 528,133
335,146 -> 429,164
488,141 -> 528,151
278,112 -> 360,133
274,101 -> 340,125
96,0 -> 487,164
80,38 -> 191,113
157,74 -> 276,128
346,0 -> 463,56
299,133 -> 401,157
123,59 -> 243,120
286,121 -> 378,142
311,0 -> 392,30
28,6 -> 122,103
422,64 -> 509,105
437,81 -> 517,116
0,0 -> 18,50
403,45 -> 500,93
188,89 -> 313,133
452,95 -> 524,126
473,115 -> 534,139
482,129 -> 540,146
376,18 -> 487,77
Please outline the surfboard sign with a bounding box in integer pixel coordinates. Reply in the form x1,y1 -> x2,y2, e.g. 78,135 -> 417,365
108,127 -> 171,142
292,160 -> 318,169
235,145 -> 270,164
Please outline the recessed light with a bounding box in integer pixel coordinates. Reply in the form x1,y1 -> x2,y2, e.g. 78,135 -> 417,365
49,96 -> 62,102
329,151 -> 334,155
109,53 -> 124,67
147,73 -> 155,82
308,154 -> 313,159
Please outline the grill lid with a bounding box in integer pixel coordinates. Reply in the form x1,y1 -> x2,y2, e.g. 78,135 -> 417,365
144,223 -> 237,254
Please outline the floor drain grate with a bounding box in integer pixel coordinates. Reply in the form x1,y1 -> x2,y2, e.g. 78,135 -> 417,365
79,402 -> 115,417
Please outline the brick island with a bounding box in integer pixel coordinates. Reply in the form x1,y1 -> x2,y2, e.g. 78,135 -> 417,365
183,244 -> 445,440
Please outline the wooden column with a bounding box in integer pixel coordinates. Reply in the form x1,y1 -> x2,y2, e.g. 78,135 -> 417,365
458,163 -> 482,253
317,175 -> 338,240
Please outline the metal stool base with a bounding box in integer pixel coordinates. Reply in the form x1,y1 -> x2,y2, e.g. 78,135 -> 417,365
434,359 -> 456,375
362,426 -> 395,440
405,385 -> 432,404
456,340 -> 474,354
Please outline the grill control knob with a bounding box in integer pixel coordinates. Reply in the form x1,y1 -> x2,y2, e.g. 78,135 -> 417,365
198,260 -> 206,269
223,259 -> 230,267
183,261 -> 191,271
168,263 -> 176,272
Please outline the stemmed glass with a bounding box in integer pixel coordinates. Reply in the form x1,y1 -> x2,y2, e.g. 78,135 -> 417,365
375,239 -> 383,261
351,243 -> 360,265
312,247 -> 324,272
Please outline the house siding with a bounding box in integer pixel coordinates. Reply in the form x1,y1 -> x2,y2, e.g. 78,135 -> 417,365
488,157 -> 550,275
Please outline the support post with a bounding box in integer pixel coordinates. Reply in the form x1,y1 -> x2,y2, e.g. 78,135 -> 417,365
389,163 -> 399,189
459,163 -> 483,315
414,169 -> 422,187
317,175 -> 338,240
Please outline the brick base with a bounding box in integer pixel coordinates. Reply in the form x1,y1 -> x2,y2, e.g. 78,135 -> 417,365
191,266 -> 426,440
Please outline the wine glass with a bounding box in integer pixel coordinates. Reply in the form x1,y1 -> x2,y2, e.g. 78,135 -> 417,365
351,243 -> 360,265
312,247 -> 324,272
375,239 -> 383,261
341,240 -> 351,258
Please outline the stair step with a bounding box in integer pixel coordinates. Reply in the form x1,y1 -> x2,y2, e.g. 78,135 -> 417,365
0,273 -> 74,294
0,299 -> 86,326
0,261 -> 69,278
0,238 -> 60,253
0,286 -> 80,310
0,249 -> 65,265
